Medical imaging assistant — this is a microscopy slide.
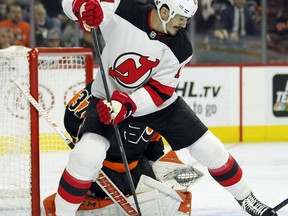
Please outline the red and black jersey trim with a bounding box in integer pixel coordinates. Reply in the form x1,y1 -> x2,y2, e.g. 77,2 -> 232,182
208,155 -> 243,187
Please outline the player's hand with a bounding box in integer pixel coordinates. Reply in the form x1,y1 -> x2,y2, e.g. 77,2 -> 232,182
96,91 -> 137,125
72,0 -> 103,32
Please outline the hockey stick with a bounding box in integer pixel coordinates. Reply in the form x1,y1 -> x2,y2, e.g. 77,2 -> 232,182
9,75 -> 74,149
273,198 -> 288,212
9,76 -> 139,216
91,27 -> 142,216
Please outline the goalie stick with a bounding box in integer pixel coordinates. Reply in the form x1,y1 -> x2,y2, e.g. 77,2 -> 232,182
91,27 -> 142,216
10,75 -> 139,216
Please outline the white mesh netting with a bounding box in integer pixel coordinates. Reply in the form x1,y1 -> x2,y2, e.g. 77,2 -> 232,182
0,46 -> 93,216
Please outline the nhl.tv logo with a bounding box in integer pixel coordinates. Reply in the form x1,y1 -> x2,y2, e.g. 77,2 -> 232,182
273,74 -> 288,117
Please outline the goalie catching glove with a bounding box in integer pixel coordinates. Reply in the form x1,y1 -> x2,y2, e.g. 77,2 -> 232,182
72,0 -> 103,32
96,90 -> 137,125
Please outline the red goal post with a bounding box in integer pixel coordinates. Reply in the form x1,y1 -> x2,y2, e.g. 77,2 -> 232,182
0,46 -> 94,216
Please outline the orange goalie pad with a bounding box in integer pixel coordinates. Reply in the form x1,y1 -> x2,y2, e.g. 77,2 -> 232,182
159,150 -> 184,164
43,191 -> 192,216
43,193 -> 114,216
178,191 -> 192,215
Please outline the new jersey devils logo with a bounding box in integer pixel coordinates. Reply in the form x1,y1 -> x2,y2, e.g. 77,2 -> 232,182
109,52 -> 160,88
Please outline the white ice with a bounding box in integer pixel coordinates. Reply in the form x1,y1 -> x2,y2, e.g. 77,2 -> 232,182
1,142 -> 288,216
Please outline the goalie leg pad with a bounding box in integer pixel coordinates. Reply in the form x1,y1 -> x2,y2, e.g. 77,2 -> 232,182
43,193 -> 57,216
178,191 -> 192,215
43,191 -> 164,216
136,175 -> 184,216
44,187 -> 192,216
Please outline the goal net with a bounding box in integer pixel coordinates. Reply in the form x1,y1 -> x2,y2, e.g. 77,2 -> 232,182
0,46 -> 94,216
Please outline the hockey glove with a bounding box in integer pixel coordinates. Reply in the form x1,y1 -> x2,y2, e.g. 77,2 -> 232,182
96,91 -> 137,125
72,0 -> 103,32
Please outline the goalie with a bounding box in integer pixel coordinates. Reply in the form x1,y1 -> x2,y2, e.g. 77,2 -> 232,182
43,82 -> 203,216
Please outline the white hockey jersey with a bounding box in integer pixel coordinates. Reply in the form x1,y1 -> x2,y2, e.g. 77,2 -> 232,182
62,0 -> 193,117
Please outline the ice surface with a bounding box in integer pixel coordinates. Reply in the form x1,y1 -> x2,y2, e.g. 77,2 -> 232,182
1,142 -> 287,216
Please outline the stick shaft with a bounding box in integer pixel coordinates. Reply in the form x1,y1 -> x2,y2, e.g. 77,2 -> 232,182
91,27 -> 142,216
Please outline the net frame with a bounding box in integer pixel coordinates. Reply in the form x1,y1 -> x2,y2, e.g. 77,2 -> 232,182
0,47 -> 94,216
29,47 -> 93,215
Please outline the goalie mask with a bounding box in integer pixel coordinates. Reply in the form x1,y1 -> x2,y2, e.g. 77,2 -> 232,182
154,0 -> 198,33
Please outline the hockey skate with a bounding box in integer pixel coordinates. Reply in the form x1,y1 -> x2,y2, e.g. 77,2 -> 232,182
238,192 -> 277,216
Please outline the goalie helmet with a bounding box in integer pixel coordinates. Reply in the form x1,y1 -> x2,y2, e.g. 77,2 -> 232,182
154,0 -> 198,19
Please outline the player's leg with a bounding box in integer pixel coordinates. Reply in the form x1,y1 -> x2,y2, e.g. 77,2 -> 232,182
186,130 -> 277,216
55,133 -> 110,216
55,97 -> 112,216
137,97 -> 277,216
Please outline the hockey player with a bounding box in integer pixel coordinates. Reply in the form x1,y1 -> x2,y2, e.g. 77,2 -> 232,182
57,0 -> 277,215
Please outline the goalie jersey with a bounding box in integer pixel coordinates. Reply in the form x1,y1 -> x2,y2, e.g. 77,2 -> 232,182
63,0 -> 193,117
64,82 -> 165,166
